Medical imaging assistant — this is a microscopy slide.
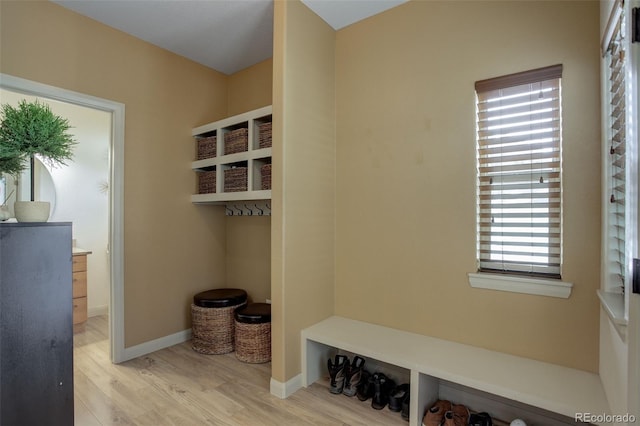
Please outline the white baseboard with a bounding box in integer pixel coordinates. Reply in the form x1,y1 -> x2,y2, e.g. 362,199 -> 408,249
88,304 -> 109,318
121,328 -> 192,362
270,374 -> 302,399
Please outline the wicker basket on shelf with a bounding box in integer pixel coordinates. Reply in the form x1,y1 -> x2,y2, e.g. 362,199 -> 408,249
197,136 -> 217,160
224,128 -> 248,155
261,164 -> 272,190
258,122 -> 272,149
198,171 -> 216,194
224,167 -> 248,192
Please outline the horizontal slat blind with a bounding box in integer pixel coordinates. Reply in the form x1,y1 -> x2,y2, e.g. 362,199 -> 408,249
476,65 -> 563,277
606,10 -> 626,289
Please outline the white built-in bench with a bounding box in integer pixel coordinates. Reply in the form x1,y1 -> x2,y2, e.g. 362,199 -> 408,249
301,316 -> 611,426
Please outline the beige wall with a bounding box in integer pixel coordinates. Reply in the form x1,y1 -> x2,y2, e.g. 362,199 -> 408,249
225,59 -> 273,304
227,58 -> 273,117
0,0 -> 229,347
272,0 -> 336,382
334,1 -> 601,372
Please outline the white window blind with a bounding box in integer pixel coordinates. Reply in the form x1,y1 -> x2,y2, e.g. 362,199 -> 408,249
605,7 -> 626,290
475,65 -> 563,277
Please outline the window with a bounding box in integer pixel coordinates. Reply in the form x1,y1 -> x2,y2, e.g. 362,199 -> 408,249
603,2 -> 627,296
475,65 -> 563,278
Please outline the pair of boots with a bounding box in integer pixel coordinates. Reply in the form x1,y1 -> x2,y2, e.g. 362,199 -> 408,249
422,400 -> 469,426
359,371 -> 396,410
327,354 -> 365,397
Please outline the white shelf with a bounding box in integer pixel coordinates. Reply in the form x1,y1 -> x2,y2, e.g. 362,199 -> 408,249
302,316 -> 611,426
191,106 -> 272,204
191,147 -> 272,171
192,105 -> 272,137
191,190 -> 272,204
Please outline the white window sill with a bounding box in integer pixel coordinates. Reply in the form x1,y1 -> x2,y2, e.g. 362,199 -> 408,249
596,290 -> 627,326
468,272 -> 573,298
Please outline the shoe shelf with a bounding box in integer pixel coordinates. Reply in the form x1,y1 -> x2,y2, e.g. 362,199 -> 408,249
301,316 -> 611,426
191,105 -> 272,205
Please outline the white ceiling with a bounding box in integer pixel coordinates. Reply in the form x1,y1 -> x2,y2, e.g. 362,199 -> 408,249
51,0 -> 408,75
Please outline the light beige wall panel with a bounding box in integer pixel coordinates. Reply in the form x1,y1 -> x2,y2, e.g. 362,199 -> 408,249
272,0 -> 336,382
335,1 -> 601,372
227,58 -> 273,116
0,0 -> 229,347
225,59 -> 273,305
225,216 -> 271,303
271,0 -> 286,382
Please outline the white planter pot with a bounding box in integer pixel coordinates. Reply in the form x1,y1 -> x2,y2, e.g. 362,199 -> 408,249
14,201 -> 50,223
0,205 -> 10,221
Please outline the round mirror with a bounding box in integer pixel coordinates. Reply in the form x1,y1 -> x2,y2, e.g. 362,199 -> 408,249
15,158 -> 57,216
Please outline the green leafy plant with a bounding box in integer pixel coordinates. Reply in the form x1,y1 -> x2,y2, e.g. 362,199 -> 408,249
0,100 -> 76,200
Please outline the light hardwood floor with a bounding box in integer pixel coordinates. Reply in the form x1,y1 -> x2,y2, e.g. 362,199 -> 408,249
73,316 -> 406,426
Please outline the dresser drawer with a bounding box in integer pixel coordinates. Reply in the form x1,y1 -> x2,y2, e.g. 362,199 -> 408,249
73,296 -> 87,325
72,271 -> 87,298
72,255 -> 87,272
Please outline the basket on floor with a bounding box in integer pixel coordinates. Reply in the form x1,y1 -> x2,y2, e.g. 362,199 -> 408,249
234,303 -> 271,363
191,288 -> 247,355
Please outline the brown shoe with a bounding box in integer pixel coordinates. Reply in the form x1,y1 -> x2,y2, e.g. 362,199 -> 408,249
422,400 -> 451,426
442,404 -> 470,426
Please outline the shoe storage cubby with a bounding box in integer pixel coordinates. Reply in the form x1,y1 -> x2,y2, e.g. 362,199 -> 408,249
302,317 -> 610,426
191,105 -> 272,204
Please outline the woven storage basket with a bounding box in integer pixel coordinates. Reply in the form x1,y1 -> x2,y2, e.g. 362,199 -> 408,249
191,288 -> 247,355
234,303 -> 271,363
197,136 -> 217,160
224,167 -> 248,192
224,128 -> 248,155
198,171 -> 216,194
258,122 -> 272,149
261,164 -> 272,190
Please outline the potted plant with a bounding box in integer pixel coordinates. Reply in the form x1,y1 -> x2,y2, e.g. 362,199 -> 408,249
0,99 -> 76,222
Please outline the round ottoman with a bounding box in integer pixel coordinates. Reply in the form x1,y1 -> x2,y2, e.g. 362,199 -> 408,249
191,288 -> 247,355
234,303 -> 271,363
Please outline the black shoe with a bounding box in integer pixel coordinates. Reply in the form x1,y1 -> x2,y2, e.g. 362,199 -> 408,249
343,356 -> 365,397
356,370 -> 373,401
388,383 -> 409,412
327,354 -> 347,394
469,412 -> 492,426
371,373 -> 395,410
401,391 -> 410,421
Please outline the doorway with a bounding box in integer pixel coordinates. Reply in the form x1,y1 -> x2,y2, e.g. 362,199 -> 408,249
0,74 -> 125,362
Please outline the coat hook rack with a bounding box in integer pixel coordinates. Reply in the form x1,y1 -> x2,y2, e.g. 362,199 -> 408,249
225,201 -> 271,217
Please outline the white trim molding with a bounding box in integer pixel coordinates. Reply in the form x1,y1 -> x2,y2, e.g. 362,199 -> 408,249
468,272 -> 573,298
270,374 -> 302,399
598,290 -> 628,341
88,305 -> 109,318
0,73 -> 126,364
122,329 -> 192,362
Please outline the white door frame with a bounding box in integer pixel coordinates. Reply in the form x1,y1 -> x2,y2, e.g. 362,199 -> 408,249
0,73 -> 126,363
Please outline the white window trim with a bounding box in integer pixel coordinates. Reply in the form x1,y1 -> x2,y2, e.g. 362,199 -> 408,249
468,272 -> 573,298
597,290 -> 627,325
599,0 -> 637,324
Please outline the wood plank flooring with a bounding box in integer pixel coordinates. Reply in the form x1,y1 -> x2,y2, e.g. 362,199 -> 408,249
73,316 -> 406,425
